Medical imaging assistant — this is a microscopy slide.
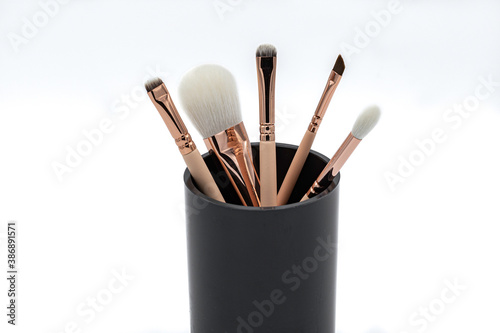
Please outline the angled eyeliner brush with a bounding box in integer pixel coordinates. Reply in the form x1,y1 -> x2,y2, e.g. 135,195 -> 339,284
277,55 -> 345,205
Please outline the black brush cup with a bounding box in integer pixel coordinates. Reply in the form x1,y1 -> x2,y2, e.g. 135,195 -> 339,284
183,143 -> 340,333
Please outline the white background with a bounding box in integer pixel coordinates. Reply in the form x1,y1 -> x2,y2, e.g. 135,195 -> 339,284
1,0 -> 500,332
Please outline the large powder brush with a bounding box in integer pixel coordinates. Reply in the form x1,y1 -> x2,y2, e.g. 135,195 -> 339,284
179,64 -> 260,207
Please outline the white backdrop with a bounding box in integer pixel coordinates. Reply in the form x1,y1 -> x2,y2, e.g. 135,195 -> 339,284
1,0 -> 500,332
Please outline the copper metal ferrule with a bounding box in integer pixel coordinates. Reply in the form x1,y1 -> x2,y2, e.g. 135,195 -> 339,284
256,56 -> 276,142
308,69 -> 343,134
147,84 -> 196,155
204,122 -> 260,207
303,133 -> 360,200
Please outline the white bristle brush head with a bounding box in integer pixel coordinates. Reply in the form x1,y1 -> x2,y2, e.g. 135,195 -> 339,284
351,105 -> 381,140
178,64 -> 242,138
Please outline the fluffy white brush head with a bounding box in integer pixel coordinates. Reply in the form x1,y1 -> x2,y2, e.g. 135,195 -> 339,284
351,105 -> 381,140
178,64 -> 242,138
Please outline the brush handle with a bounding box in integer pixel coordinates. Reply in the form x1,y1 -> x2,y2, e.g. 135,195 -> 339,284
301,133 -> 360,202
277,130 -> 316,205
234,150 -> 261,207
259,141 -> 277,207
183,149 -> 225,202
300,172 -> 334,202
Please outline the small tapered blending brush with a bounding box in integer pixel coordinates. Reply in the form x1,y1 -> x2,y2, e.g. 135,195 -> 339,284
277,55 -> 345,205
179,64 -> 260,207
301,105 -> 381,202
145,78 -> 225,202
256,44 -> 277,207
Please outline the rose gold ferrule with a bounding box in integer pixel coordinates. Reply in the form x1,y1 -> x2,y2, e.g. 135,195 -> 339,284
308,181 -> 322,196
308,70 -> 343,133
257,56 -> 276,142
204,122 -> 260,207
304,133 -> 360,199
147,84 -> 196,155
260,124 -> 275,141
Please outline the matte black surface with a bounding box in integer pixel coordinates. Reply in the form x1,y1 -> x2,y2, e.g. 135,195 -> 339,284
184,143 -> 340,333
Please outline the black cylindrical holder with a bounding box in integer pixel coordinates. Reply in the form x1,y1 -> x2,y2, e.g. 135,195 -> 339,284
184,143 -> 340,333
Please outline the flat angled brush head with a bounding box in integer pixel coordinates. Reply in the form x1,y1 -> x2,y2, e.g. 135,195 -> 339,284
333,55 -> 345,76
256,44 -> 277,57
179,64 -> 242,139
144,77 -> 164,92
351,105 -> 381,140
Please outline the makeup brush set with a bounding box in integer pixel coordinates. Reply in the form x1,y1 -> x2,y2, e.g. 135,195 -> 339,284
145,44 -> 380,207
145,44 -> 381,331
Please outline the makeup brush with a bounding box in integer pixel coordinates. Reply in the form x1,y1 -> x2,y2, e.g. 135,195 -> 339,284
277,55 -> 345,205
256,44 -> 277,207
145,77 -> 224,202
301,105 -> 381,202
179,65 -> 260,207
